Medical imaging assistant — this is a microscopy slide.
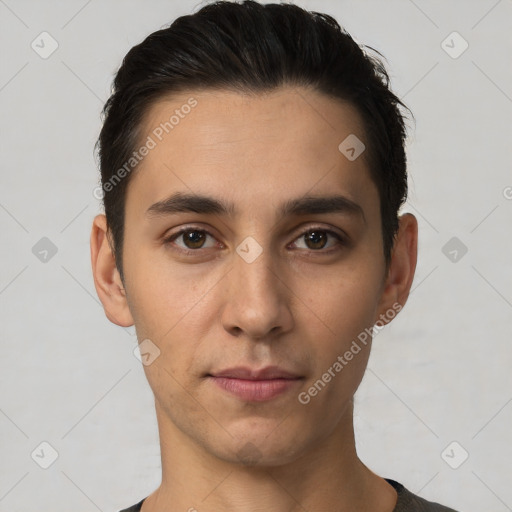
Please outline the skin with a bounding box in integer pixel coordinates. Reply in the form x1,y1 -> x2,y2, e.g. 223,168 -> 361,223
91,86 -> 418,512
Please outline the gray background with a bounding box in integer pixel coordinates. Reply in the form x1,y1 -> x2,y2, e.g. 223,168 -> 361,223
1,0 -> 511,511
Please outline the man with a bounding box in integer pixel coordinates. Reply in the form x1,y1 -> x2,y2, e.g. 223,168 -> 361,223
90,1 -> 459,510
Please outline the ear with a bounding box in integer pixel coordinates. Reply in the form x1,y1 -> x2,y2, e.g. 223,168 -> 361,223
90,214 -> 134,327
375,213 -> 418,326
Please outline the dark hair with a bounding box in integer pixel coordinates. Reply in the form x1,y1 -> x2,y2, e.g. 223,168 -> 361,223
96,0 -> 412,284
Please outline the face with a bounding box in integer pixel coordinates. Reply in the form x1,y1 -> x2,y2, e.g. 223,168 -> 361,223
111,86 -> 399,466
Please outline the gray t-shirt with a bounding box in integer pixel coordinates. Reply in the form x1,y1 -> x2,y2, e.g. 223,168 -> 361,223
117,478 -> 459,511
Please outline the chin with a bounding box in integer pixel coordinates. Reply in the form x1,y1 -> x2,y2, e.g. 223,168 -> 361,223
209,427 -> 309,468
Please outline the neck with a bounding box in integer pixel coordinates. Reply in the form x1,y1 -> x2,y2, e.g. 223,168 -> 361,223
141,400 -> 397,512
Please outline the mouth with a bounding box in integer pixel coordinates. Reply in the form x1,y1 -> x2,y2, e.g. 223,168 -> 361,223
206,366 -> 304,402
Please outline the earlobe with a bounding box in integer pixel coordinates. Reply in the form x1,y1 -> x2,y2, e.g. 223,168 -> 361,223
375,213 -> 418,325
90,214 -> 134,327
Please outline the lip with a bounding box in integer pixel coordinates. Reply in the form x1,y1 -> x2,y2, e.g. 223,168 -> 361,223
209,366 -> 301,380
207,366 -> 303,402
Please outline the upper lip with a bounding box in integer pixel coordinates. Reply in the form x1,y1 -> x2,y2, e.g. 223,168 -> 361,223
209,366 -> 302,380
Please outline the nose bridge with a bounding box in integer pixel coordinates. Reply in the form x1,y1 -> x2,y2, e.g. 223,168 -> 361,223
233,235 -> 280,300
222,234 -> 290,338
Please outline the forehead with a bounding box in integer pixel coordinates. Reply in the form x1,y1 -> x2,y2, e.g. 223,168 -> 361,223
126,86 -> 377,220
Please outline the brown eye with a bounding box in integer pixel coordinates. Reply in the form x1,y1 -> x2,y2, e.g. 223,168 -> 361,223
291,227 -> 344,252
163,225 -> 345,256
164,228 -> 217,251
181,230 -> 207,249
304,230 -> 328,250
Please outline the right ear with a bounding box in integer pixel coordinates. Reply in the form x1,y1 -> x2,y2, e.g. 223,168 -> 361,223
90,214 -> 134,327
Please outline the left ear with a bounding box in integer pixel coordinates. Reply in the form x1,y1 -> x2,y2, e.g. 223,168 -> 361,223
375,213 -> 418,325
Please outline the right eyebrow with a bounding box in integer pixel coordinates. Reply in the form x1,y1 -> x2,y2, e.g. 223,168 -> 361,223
146,192 -> 235,218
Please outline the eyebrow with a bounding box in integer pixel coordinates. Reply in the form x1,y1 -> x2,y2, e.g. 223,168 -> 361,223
145,192 -> 366,224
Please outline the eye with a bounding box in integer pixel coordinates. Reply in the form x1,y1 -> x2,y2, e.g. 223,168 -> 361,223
290,227 -> 345,252
163,227 -> 219,252
163,225 -> 346,255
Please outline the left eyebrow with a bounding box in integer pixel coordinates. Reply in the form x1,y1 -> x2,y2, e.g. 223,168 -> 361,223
279,194 -> 366,224
145,192 -> 366,224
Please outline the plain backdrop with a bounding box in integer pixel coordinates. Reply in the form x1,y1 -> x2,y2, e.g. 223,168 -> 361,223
1,0 -> 511,511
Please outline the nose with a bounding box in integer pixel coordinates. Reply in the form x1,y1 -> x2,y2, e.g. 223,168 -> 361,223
220,241 -> 294,341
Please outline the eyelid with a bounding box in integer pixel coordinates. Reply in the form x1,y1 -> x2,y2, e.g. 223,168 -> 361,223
289,223 -> 347,242
287,225 -> 347,253
163,225 -> 221,251
162,223 -> 348,253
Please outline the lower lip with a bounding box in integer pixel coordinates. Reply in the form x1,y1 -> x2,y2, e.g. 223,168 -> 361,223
209,377 -> 301,402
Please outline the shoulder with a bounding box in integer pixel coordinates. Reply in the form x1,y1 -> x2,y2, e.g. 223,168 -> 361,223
385,478 -> 460,512
117,496 -> 146,512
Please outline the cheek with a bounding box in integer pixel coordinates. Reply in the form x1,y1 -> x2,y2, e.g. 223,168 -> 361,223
296,260 -> 381,347
124,245 -> 208,339
124,254 -> 220,384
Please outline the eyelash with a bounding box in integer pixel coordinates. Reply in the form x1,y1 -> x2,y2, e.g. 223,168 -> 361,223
162,225 -> 346,255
